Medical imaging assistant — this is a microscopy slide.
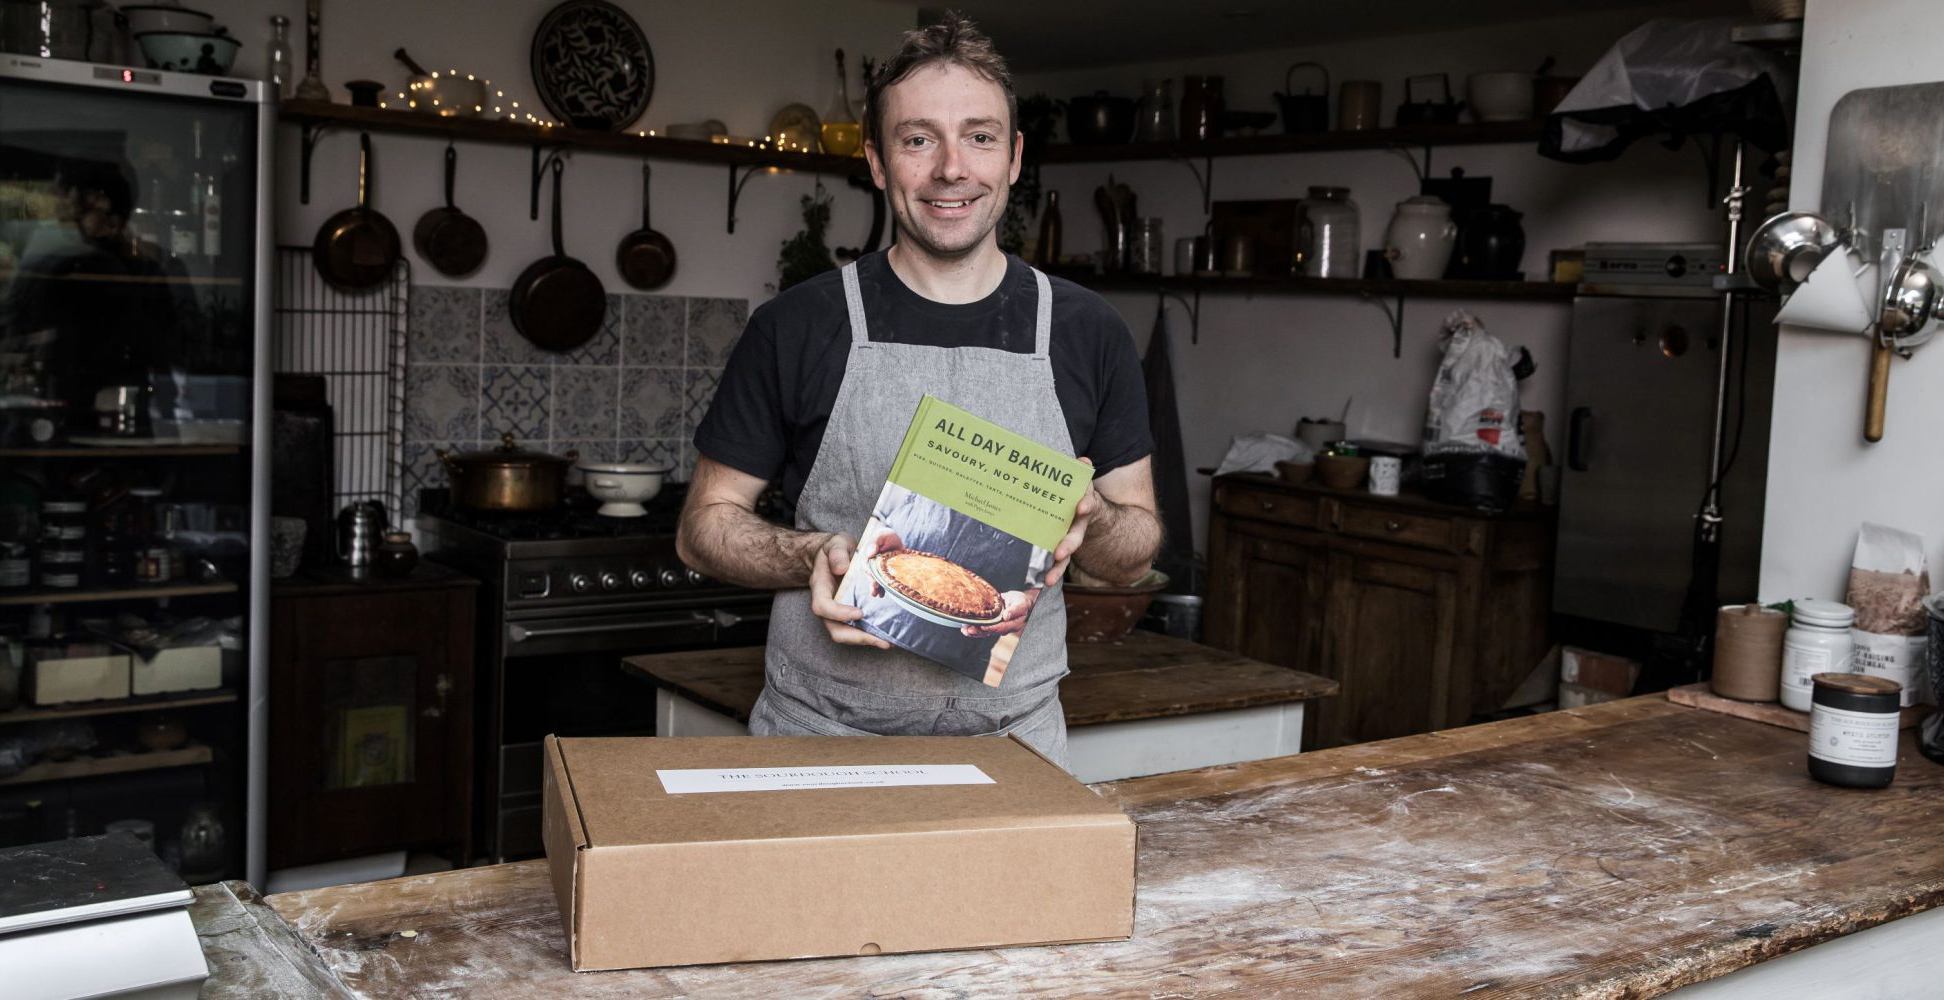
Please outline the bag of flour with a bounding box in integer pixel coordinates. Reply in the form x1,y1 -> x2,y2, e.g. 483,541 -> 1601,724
1420,310 -> 1526,511
1846,523 -> 1930,706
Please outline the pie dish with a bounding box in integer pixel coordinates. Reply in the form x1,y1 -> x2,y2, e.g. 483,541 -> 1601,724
867,550 -> 1007,627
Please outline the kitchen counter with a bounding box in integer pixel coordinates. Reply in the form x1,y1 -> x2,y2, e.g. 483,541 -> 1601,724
219,697 -> 1944,997
622,630 -> 1341,781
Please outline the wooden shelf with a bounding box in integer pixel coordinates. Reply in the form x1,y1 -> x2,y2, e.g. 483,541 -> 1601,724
9,270 -> 243,287
279,100 -> 868,174
0,581 -> 238,607
1038,119 -> 1546,164
0,689 -> 238,726
1074,273 -> 1578,301
0,445 -> 243,458
0,744 -> 213,786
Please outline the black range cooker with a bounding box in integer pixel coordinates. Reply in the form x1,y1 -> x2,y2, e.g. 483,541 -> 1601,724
416,485 -> 773,862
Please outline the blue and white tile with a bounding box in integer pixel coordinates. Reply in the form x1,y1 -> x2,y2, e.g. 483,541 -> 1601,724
684,367 -> 722,432
622,294 -> 685,366
555,439 -> 614,486
481,365 -> 551,440
408,285 -> 482,363
619,366 -> 685,439
618,438 -> 681,473
403,364 -> 479,442
552,366 -> 618,440
686,297 -> 748,367
556,294 -> 623,367
482,289 -> 551,364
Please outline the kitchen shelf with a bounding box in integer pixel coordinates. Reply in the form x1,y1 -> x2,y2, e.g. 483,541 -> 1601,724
0,445 -> 243,458
0,582 -> 238,607
1071,273 -> 1575,354
0,744 -> 213,786
0,689 -> 238,726
1038,118 -> 1547,164
278,100 -> 869,232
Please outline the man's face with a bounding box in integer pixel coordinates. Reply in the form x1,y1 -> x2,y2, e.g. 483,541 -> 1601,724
866,62 -> 1022,262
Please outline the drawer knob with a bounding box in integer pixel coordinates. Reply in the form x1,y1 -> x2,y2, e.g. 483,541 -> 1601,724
1386,519 -> 1402,531
1261,499 -> 1276,511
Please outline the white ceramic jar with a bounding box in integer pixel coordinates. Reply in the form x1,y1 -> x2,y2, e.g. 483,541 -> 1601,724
1384,195 -> 1457,280
1780,599 -> 1856,712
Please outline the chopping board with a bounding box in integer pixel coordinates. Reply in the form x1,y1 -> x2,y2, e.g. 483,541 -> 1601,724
1666,682 -> 1926,731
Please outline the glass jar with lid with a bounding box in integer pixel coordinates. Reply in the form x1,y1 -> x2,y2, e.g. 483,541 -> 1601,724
1297,186 -> 1360,279
1130,218 -> 1165,275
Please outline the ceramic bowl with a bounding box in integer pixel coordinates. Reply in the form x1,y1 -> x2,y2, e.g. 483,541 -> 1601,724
1316,453 -> 1371,490
579,462 -> 671,518
1467,72 -> 1534,122
270,516 -> 306,579
122,4 -> 214,36
135,31 -> 239,75
1275,460 -> 1313,485
1063,570 -> 1169,643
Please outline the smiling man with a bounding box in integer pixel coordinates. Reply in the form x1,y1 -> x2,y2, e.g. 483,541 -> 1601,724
677,13 -> 1161,768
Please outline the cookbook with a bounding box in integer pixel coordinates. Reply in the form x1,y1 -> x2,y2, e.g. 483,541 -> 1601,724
836,395 -> 1093,686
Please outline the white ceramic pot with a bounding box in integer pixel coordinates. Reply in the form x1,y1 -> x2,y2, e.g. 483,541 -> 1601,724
1384,195 -> 1457,280
579,462 -> 669,518
1467,72 -> 1534,122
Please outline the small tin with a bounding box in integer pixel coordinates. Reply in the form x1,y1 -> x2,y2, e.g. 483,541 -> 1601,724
1808,672 -> 1902,789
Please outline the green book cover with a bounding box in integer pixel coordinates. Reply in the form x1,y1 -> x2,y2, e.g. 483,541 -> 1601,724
836,395 -> 1094,686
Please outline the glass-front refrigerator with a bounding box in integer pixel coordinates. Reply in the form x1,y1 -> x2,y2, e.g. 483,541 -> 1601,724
0,54 -> 272,885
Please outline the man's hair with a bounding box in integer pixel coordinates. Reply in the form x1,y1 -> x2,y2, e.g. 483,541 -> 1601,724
865,11 -> 1017,156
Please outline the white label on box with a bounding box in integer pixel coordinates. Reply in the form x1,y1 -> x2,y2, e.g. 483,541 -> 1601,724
655,764 -> 995,794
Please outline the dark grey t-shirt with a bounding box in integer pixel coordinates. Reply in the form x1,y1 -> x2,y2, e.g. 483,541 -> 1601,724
694,251 -> 1154,520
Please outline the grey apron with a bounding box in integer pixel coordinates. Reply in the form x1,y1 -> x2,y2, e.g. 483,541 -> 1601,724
749,258 -> 1075,769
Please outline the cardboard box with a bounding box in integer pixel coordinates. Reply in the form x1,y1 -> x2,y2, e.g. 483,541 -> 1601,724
543,734 -> 1136,971
132,645 -> 223,696
30,649 -> 131,705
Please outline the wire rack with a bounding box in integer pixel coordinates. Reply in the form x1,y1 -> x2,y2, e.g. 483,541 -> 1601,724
271,248 -> 408,518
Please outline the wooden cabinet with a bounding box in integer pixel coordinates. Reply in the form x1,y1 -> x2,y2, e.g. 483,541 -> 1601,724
1207,474 -> 1553,749
268,563 -> 477,870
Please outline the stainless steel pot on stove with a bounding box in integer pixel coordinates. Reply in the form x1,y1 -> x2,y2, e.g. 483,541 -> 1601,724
437,433 -> 579,512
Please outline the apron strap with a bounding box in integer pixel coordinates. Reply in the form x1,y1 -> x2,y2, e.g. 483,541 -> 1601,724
840,261 -> 869,345
1030,266 -> 1053,357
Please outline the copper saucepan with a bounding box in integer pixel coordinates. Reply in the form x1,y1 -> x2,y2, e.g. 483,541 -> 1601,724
437,432 -> 579,511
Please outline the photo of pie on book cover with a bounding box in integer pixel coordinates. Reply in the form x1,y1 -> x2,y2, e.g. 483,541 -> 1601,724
837,396 -> 1094,686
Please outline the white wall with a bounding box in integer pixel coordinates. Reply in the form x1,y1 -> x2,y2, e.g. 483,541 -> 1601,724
1759,0 -> 1944,602
1016,1 -> 1747,552
194,0 -> 909,296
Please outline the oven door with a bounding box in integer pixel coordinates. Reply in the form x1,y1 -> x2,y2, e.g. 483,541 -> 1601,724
491,599 -> 770,859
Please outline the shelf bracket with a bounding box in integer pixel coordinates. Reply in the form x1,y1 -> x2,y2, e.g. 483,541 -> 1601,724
1358,291 -> 1406,358
1160,288 -> 1202,345
529,145 -> 568,220
726,161 -> 794,234
1175,155 -> 1213,213
297,121 -> 334,205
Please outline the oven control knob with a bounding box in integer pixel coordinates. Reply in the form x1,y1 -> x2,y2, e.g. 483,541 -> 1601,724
569,572 -> 594,594
600,571 -> 622,591
630,569 -> 653,590
660,568 -> 682,588
686,568 -> 706,585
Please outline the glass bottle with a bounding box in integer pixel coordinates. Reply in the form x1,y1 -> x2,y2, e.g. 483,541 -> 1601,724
820,48 -> 862,157
1034,191 -> 1062,267
266,15 -> 293,98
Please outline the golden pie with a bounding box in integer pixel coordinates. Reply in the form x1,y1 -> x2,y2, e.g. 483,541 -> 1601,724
874,550 -> 1004,621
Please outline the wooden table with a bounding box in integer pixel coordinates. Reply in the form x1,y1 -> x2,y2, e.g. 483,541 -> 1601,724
621,630 -> 1341,782
229,697 -> 1944,998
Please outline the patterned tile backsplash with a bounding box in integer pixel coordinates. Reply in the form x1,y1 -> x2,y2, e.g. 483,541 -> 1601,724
401,284 -> 738,517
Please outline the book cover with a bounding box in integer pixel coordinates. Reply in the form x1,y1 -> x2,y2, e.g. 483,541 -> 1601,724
836,395 -> 1094,687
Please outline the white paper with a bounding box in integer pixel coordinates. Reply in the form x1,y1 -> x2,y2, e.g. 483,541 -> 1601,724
656,764 -> 995,794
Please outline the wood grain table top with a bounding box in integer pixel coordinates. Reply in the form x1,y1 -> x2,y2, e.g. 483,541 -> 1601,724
620,629 -> 1340,727
250,696 -> 1944,998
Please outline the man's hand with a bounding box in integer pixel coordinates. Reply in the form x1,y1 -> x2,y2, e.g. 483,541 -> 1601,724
1045,458 -> 1099,589
962,588 -> 1035,637
806,532 -> 891,649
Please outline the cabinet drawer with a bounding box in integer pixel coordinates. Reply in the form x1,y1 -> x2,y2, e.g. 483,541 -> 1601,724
1216,484 -> 1320,530
1336,504 -> 1457,551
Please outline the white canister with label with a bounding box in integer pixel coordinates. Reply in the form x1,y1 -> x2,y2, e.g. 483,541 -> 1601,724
1780,599 -> 1855,712
1368,456 -> 1401,496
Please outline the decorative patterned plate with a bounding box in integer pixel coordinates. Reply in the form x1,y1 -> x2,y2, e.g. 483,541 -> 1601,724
530,0 -> 655,131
